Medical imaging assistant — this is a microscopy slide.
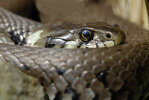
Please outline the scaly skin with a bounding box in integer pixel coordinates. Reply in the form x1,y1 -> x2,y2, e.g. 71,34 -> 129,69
0,7 -> 149,100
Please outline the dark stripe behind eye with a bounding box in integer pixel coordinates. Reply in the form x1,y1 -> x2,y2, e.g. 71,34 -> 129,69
95,42 -> 99,48
101,40 -> 106,47
61,41 -> 67,48
77,42 -> 83,48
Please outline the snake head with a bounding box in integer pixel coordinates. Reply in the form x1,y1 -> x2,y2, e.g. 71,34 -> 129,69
26,23 -> 126,48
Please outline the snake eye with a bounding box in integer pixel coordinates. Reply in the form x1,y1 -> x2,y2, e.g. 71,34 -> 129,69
79,29 -> 94,42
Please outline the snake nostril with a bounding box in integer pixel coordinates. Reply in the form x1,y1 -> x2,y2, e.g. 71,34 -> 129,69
105,33 -> 111,38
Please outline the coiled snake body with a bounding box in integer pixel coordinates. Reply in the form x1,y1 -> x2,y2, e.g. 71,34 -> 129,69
0,7 -> 149,100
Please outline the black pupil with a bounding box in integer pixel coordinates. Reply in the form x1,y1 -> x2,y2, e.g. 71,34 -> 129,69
82,30 -> 91,38
106,33 -> 111,38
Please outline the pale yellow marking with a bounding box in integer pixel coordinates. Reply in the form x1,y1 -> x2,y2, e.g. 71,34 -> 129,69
26,30 -> 43,47
104,41 -> 115,47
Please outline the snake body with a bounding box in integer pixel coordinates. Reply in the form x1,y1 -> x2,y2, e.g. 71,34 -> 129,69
0,7 -> 149,100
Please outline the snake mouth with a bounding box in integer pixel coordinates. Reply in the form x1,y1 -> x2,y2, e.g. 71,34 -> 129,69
45,37 -> 116,48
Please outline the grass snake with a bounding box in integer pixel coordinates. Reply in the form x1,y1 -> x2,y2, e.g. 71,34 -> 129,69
0,7 -> 149,100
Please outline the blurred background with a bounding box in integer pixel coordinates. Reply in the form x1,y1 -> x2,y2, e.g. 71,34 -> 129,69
109,0 -> 149,30
0,0 -> 148,29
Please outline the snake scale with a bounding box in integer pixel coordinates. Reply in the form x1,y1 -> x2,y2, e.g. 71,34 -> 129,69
0,6 -> 149,100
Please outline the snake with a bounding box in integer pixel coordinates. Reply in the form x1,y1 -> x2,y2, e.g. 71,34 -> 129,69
0,7 -> 149,100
